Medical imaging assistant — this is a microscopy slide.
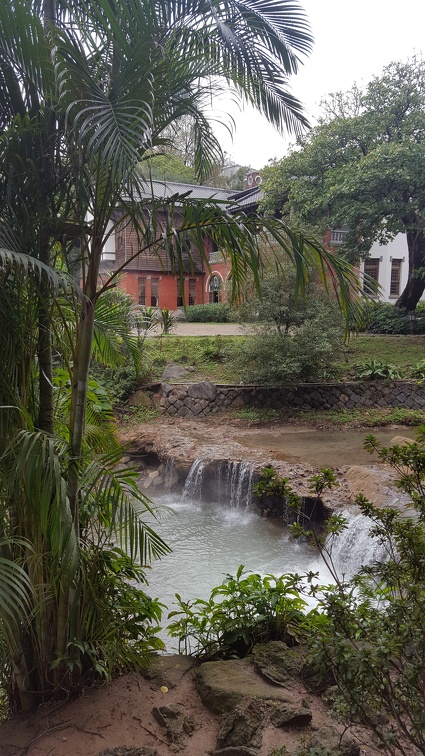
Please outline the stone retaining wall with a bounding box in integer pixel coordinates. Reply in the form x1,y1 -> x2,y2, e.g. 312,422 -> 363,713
160,380 -> 425,417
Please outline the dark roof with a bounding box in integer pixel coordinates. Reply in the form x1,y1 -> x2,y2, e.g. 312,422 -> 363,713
227,186 -> 263,211
135,179 -> 233,203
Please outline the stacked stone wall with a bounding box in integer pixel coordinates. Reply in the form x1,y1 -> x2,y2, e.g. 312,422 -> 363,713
160,380 -> 425,417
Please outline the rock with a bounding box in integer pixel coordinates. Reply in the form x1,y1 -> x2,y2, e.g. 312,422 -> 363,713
269,701 -> 312,728
142,655 -> 195,689
187,381 -> 217,401
99,749 -> 157,756
253,642 -> 303,686
217,698 -> 265,750
172,308 -> 187,322
151,704 -> 195,749
196,659 -> 297,716
162,364 -> 192,380
389,435 -> 414,446
306,726 -> 360,756
128,390 -> 153,408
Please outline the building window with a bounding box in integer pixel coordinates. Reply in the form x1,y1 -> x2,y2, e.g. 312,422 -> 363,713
390,259 -> 402,297
363,259 -> 380,295
176,280 -> 183,308
189,279 -> 196,306
138,278 -> 146,305
330,229 -> 348,245
209,275 -> 221,304
151,277 -> 159,307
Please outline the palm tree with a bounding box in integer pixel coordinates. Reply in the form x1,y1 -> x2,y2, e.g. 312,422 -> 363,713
0,0 -> 365,710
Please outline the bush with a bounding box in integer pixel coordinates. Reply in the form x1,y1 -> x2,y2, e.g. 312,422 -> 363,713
230,301 -> 343,384
185,303 -> 231,322
167,565 -> 314,658
292,440 -> 425,755
365,303 -> 418,334
353,360 -> 402,379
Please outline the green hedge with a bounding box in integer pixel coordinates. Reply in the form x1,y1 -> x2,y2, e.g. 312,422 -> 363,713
365,303 -> 425,334
185,303 -> 231,322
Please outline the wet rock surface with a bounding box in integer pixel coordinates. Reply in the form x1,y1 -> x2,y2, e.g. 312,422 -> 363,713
196,658 -> 299,716
253,642 -> 303,687
151,704 -> 196,750
216,698 -> 266,750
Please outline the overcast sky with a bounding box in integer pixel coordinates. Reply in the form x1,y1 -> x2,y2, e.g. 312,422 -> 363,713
214,0 -> 425,169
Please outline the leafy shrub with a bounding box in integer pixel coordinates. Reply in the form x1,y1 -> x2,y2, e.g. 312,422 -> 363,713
231,303 -> 343,384
411,359 -> 425,379
167,565 -> 314,658
353,360 -> 402,379
364,303 -> 411,334
291,439 -> 425,755
185,303 -> 231,322
159,307 -> 175,334
229,260 -> 344,384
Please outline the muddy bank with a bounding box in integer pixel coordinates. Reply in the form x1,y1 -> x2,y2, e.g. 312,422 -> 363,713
121,415 -> 413,511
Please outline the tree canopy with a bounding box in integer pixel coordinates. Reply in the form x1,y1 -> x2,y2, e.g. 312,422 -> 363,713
262,58 -> 425,310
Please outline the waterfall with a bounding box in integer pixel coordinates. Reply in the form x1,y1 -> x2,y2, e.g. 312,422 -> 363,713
182,458 -> 254,508
164,458 -> 177,491
326,511 -> 387,579
224,461 -> 253,509
182,458 -> 206,501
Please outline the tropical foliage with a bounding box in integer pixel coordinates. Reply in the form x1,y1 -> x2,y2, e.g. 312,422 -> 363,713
294,440 -> 425,756
0,0 -> 365,714
167,565 -> 313,658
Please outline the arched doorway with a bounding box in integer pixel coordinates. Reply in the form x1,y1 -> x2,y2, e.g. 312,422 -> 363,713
208,274 -> 221,303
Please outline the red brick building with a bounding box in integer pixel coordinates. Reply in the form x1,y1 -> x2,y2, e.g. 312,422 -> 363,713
103,180 -> 262,310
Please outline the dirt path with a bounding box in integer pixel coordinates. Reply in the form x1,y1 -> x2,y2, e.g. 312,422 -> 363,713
149,321 -> 246,337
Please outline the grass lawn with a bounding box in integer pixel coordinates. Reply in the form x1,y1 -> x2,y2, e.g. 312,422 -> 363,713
144,333 -> 425,384
338,334 -> 425,374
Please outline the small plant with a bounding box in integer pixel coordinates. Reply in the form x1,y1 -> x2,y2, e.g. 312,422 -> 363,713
159,307 -> 175,335
167,565 -> 313,658
411,359 -> 425,379
354,360 -> 402,380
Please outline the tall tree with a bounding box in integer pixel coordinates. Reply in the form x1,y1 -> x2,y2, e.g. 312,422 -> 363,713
262,58 -> 425,310
0,0 -> 365,711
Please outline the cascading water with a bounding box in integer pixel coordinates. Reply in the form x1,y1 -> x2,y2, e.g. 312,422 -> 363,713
327,511 -> 387,579
182,458 -> 254,508
142,459 -> 389,649
182,458 -> 206,501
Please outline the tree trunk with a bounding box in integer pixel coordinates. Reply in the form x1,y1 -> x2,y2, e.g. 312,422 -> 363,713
395,231 -> 425,310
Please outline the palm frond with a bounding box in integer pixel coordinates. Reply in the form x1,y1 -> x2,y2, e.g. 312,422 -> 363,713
79,450 -> 171,563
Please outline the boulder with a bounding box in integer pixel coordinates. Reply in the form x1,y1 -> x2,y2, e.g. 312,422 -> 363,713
212,749 -> 258,756
196,659 -> 297,716
216,697 -> 265,750
162,364 -> 191,380
187,380 -> 217,401
151,704 -> 195,748
253,642 -> 303,687
269,701 -> 312,728
128,389 -> 153,408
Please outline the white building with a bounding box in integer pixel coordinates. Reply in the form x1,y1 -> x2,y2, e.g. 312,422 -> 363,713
331,229 -> 423,303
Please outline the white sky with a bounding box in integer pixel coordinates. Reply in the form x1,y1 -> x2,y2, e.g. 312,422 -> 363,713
214,0 -> 425,169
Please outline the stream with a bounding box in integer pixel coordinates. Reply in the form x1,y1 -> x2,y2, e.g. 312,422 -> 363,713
144,459 -> 388,650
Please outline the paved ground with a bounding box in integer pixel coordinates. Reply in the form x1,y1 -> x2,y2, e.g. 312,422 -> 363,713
150,321 -> 247,336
